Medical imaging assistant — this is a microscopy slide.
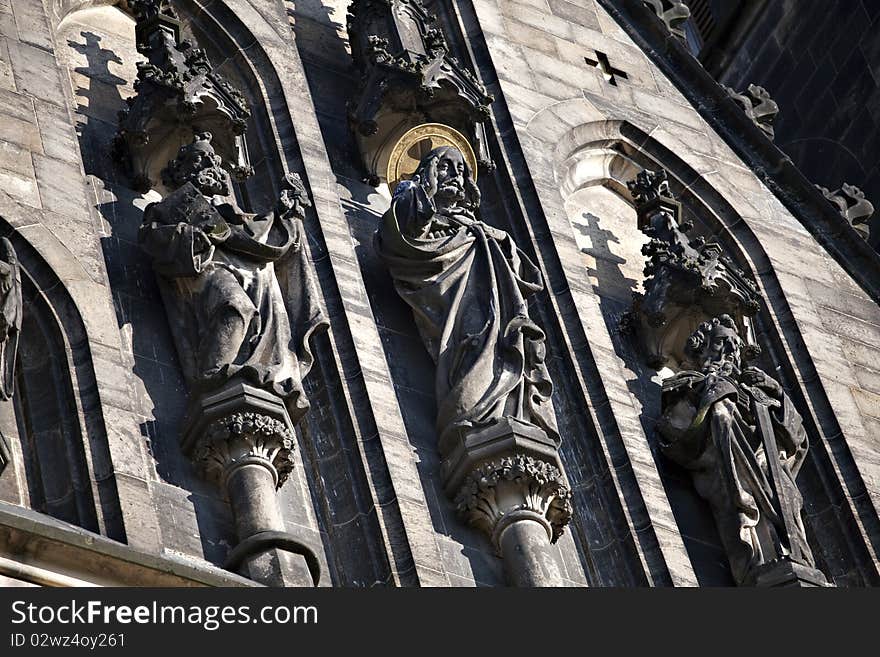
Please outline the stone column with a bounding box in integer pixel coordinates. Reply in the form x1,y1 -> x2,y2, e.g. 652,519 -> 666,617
445,419 -> 572,587
182,383 -> 320,587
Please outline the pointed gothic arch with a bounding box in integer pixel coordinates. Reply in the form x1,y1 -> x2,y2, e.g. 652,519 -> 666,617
536,106 -> 880,585
0,194 -> 125,542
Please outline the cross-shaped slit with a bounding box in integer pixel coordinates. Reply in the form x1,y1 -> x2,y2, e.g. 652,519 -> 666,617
584,50 -> 629,87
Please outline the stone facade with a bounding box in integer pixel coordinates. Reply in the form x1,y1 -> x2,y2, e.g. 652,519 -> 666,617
0,0 -> 876,587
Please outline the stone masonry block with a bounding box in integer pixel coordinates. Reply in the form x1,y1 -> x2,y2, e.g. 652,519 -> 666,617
34,100 -> 81,164
11,0 -> 53,51
6,38 -> 66,107
32,154 -> 90,220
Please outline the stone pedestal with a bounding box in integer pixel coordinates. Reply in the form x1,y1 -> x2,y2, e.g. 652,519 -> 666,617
181,382 -> 320,587
445,418 -> 572,587
749,559 -> 833,588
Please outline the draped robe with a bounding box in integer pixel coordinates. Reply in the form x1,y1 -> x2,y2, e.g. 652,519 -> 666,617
657,370 -> 813,583
376,182 -> 559,453
140,182 -> 326,422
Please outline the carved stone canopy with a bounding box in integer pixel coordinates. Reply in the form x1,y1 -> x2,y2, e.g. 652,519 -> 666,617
347,0 -> 494,185
115,0 -> 252,193
622,169 -> 762,370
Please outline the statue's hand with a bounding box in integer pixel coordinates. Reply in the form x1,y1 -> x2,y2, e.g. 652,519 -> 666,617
276,172 -> 311,220
741,366 -> 781,398
203,219 -> 231,243
193,228 -> 213,253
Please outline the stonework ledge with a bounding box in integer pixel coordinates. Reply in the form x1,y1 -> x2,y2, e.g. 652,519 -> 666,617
0,503 -> 257,587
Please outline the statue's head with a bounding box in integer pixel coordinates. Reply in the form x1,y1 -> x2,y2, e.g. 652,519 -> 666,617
415,145 -> 480,211
161,131 -> 229,197
685,314 -> 742,374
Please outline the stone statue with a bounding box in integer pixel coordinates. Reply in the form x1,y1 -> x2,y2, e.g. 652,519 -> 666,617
376,145 -> 571,586
375,145 -> 558,453
0,237 -> 21,402
0,236 -> 21,474
657,314 -> 820,585
139,132 -> 326,424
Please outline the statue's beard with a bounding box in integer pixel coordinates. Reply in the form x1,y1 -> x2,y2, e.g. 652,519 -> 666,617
702,353 -> 739,377
434,181 -> 465,209
191,166 -> 229,196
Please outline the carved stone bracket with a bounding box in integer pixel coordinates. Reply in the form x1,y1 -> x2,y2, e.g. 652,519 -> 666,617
817,183 -> 875,242
642,0 -> 691,40
725,84 -> 778,140
191,411 -> 295,489
347,0 -> 494,185
180,382 -> 318,586
115,0 -> 252,193
454,454 -> 572,550
622,169 -> 762,370
440,417 -> 571,586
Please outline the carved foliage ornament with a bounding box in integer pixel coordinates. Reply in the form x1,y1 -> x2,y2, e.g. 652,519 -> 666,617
725,84 -> 779,140
454,455 -> 572,550
191,412 -> 296,489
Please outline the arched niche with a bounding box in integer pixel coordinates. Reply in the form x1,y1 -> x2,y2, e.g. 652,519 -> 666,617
53,0 -> 401,585
0,214 -> 124,541
548,113 -> 879,586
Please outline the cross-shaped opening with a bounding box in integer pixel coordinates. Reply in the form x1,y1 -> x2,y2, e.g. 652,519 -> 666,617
584,50 -> 629,87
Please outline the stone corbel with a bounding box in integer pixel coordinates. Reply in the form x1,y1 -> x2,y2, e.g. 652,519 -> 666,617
442,418 -> 572,587
182,383 -> 320,587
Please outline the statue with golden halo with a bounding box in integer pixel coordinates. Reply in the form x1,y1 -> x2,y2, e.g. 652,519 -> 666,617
376,143 -> 571,586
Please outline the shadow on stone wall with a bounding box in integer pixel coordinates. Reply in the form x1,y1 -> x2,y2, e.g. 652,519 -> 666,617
68,26 -> 235,564
574,206 -> 736,586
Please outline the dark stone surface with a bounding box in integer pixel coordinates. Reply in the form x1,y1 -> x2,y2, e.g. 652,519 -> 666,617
716,0 -> 880,251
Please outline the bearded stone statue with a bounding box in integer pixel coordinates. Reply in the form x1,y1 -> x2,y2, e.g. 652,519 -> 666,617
376,146 -> 571,587
376,145 -> 559,458
657,314 -> 823,585
139,132 -> 326,423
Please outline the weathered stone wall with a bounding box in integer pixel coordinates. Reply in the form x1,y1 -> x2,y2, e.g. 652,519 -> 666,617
0,0 -> 153,549
463,0 -> 880,585
0,0 -> 877,587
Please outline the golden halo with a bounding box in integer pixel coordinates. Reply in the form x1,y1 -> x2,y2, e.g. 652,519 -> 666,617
386,123 -> 478,191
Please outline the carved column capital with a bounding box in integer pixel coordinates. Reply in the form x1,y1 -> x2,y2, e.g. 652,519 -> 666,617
190,411 -> 295,489
454,455 -> 572,552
